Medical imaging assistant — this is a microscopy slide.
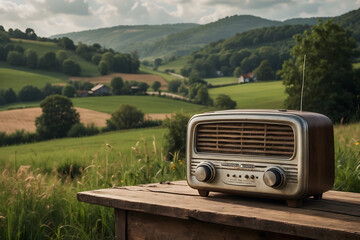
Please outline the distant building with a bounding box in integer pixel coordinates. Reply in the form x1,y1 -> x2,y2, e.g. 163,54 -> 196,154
238,72 -> 256,84
89,84 -> 110,96
76,90 -> 89,97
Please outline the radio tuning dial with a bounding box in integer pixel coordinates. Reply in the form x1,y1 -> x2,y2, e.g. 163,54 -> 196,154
194,162 -> 216,182
263,167 -> 286,188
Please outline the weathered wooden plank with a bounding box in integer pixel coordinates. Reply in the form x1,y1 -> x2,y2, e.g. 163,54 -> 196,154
77,181 -> 360,240
115,209 -> 127,240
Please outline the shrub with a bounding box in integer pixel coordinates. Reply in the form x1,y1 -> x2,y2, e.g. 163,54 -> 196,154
98,60 -> 109,75
62,59 -> 81,76
110,77 -> 124,95
62,85 -> 76,98
110,104 -> 144,130
168,79 -> 182,93
151,81 -> 161,91
18,85 -> 43,101
67,123 -> 99,137
163,113 -> 190,159
215,94 -> 237,109
24,49 -> 38,69
7,50 -> 24,66
0,130 -> 38,146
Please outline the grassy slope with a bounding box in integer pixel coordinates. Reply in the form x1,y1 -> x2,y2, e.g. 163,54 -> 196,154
0,95 -> 207,113
157,56 -> 189,74
206,77 -> 238,86
11,39 -> 99,77
209,81 -> 286,109
140,66 -> 182,82
0,127 -> 166,171
0,63 -> 66,92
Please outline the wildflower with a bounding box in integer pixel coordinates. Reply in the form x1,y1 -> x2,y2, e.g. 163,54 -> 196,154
121,180 -> 124,183
356,141 -> 359,146
178,160 -> 183,165
170,162 -> 176,170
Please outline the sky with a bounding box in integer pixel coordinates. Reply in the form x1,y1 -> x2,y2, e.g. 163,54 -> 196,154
0,0 -> 359,37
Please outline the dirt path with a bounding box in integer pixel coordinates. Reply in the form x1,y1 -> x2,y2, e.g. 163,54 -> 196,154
0,108 -> 171,133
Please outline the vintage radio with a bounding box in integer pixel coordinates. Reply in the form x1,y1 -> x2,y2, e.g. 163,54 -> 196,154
186,109 -> 334,207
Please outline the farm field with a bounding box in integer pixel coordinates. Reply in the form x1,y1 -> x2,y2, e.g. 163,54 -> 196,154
0,63 -> 66,92
70,72 -> 168,90
206,76 -> 238,86
140,66 -> 182,81
209,81 -> 286,109
157,56 -> 189,73
0,107 -> 110,133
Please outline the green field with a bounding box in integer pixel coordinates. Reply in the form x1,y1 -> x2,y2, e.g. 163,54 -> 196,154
11,39 -> 100,77
0,127 -> 166,170
209,81 -> 286,109
157,56 -> 189,73
0,95 -> 207,113
140,65 -> 182,81
0,63 -> 66,92
206,76 -> 238,86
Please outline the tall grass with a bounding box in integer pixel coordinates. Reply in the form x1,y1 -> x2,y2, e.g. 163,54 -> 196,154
0,137 -> 185,239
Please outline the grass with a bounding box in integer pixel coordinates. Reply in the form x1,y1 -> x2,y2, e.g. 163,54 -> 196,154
0,63 -> 66,92
157,56 -> 189,73
0,127 -> 186,239
0,120 -> 358,239
140,66 -> 182,82
209,81 -> 286,109
353,62 -> 360,69
0,95 -> 207,114
206,76 -> 238,86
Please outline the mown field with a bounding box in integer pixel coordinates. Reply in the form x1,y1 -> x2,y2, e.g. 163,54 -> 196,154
206,76 -> 238,86
157,56 -> 189,73
209,81 -> 286,109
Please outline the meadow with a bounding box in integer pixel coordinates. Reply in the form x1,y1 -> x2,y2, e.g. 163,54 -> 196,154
0,63 -> 67,92
209,81 -> 286,109
157,56 -> 189,73
0,95 -> 207,114
206,76 -> 238,86
0,121 -> 358,239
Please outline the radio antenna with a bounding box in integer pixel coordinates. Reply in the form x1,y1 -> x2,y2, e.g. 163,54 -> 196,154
300,55 -> 306,111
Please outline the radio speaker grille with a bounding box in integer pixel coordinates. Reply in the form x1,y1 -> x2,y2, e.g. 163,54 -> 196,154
196,122 -> 295,158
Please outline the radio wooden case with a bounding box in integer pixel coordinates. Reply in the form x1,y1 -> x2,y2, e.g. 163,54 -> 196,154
186,110 -> 334,207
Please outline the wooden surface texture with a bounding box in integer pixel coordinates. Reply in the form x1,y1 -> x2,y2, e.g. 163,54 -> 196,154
78,180 -> 360,240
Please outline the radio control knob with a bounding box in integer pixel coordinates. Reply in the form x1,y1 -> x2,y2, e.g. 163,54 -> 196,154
194,162 -> 216,182
263,167 -> 286,188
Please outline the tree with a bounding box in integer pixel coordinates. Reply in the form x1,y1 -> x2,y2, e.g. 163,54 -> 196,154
4,88 -> 17,103
153,58 -> 162,70
25,28 -> 37,40
280,20 -> 359,122
56,50 -> 69,65
167,79 -> 182,93
24,49 -> 38,69
110,104 -> 144,129
215,94 -> 237,110
62,59 -> 81,76
18,85 -> 43,101
138,82 -> 149,93
39,51 -> 57,70
7,51 -> 24,66
194,85 -> 213,106
101,52 -> 114,69
163,113 -> 190,159
254,60 -> 273,81
98,60 -> 109,75
110,77 -> 124,95
62,85 -> 76,98
60,37 -> 75,50
91,54 -> 102,65
35,95 -> 80,139
151,81 -> 161,91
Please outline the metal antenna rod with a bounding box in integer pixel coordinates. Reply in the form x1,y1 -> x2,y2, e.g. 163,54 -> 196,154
300,55 -> 306,111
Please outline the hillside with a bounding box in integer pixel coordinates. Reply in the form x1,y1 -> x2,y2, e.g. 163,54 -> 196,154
51,23 -> 198,54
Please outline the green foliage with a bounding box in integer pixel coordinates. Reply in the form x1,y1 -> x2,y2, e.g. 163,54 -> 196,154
110,104 -> 144,130
59,37 -> 76,50
35,95 -> 80,139
38,51 -> 57,70
67,123 -> 99,138
7,51 -> 24,66
24,49 -> 38,69
110,77 -> 124,95
215,94 -> 237,109
280,20 -> 359,122
42,83 -> 63,97
163,113 -> 190,158
193,85 -> 213,105
18,85 -> 43,102
62,85 -> 76,98
0,130 -> 38,146
168,79 -> 182,93
0,31 -> 10,43
56,50 -> 69,65
151,81 -> 161,91
254,60 -> 274,81
98,60 -> 109,75
4,88 -> 17,103
62,58 -> 81,76
91,54 -> 101,65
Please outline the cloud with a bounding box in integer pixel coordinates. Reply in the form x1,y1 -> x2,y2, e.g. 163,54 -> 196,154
45,0 -> 90,16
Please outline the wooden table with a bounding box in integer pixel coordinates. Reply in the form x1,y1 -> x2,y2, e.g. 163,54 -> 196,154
77,180 -> 360,240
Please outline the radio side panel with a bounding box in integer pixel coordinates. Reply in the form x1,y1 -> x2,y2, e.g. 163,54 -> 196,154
296,112 -> 334,196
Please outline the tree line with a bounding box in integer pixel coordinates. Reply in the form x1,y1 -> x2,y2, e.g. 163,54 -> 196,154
0,27 -> 140,76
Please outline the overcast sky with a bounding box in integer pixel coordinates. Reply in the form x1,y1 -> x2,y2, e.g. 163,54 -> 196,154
0,0 -> 359,37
